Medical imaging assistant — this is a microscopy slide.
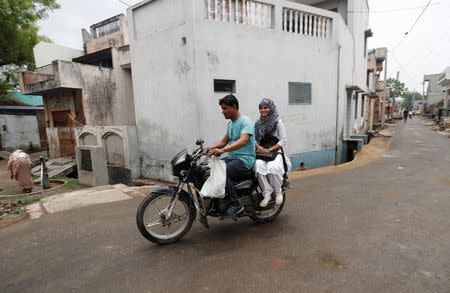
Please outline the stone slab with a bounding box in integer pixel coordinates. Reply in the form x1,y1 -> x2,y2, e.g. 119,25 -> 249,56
41,186 -> 131,214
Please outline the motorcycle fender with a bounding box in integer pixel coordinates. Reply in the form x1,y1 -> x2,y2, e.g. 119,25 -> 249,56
149,185 -> 197,217
150,185 -> 177,195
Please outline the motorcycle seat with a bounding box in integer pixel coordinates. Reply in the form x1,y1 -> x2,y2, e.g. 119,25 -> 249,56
232,169 -> 255,184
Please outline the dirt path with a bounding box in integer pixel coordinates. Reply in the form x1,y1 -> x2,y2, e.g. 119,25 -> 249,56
289,134 -> 393,181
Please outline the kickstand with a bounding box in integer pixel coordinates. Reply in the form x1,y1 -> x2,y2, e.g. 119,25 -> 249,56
198,214 -> 209,229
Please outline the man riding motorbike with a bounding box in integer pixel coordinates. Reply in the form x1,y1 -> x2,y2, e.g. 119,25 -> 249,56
207,94 -> 256,218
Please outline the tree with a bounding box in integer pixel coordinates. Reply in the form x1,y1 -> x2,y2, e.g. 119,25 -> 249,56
386,78 -> 407,99
0,0 -> 60,96
402,91 -> 423,109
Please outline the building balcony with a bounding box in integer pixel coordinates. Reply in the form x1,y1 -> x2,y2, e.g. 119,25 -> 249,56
20,60 -> 113,96
19,63 -> 60,95
205,0 -> 334,39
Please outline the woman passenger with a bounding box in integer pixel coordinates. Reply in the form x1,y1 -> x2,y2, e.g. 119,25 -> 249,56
254,98 -> 290,207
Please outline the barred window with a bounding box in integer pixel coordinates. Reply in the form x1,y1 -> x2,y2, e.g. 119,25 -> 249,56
214,79 -> 235,93
94,19 -> 120,38
289,82 -> 312,104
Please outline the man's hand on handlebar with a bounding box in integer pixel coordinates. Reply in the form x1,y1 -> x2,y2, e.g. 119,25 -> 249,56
207,148 -> 224,157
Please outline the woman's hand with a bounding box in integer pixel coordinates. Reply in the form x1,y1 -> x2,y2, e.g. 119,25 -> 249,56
256,145 -> 266,154
256,146 -> 270,154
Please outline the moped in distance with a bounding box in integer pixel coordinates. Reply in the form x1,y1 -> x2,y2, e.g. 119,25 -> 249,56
136,139 -> 287,244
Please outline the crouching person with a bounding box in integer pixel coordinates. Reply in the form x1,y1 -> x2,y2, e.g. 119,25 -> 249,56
8,150 -> 33,193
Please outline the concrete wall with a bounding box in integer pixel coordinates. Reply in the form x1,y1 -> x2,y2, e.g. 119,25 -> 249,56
52,58 -> 135,126
128,0 -> 369,180
34,42 -> 84,68
0,115 -> 41,150
74,125 -> 140,178
424,74 -> 442,106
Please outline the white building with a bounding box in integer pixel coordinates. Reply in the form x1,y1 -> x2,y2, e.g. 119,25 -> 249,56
127,0 -> 370,181
437,66 -> 450,110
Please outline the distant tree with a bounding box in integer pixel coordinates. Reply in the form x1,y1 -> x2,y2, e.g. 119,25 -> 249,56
0,0 -> 60,96
402,91 -> 423,109
386,78 -> 407,99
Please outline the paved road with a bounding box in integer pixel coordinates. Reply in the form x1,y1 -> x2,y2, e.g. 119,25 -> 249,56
1,117 -> 449,293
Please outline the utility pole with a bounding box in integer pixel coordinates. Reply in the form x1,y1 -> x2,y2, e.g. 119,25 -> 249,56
391,71 -> 399,121
381,50 -> 388,127
412,90 -> 416,110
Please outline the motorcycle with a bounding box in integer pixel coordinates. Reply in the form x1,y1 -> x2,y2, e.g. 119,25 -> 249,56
136,139 -> 287,244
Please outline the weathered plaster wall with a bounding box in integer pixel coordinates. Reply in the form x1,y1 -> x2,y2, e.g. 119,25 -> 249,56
128,0 -> 369,179
0,115 -> 40,150
34,42 -> 84,68
46,127 -> 60,157
74,125 -> 140,178
53,60 -> 135,127
111,48 -> 135,125
425,73 -> 443,106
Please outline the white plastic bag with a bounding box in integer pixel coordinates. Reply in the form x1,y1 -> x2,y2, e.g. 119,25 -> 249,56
200,156 -> 226,198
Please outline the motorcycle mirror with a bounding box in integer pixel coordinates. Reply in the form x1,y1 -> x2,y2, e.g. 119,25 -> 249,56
195,139 -> 204,147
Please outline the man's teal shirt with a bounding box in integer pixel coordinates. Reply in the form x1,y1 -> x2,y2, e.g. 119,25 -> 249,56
226,115 -> 256,170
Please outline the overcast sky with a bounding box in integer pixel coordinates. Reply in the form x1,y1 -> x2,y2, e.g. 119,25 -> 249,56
37,0 -> 450,93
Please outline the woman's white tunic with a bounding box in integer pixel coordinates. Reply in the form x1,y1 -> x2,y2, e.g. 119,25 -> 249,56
254,120 -> 291,176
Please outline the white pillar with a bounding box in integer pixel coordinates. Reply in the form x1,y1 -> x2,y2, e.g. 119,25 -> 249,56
250,1 -> 255,26
207,0 -> 214,20
312,15 -> 317,36
283,8 -> 287,31
245,0 -> 249,25
289,10 -> 294,33
229,0 -> 234,22
294,11 -> 298,33
236,0 -> 241,23
326,18 -> 331,38
299,12 -> 303,35
262,4 -> 267,28
267,5 -> 272,28
215,0 -> 220,21
222,0 -> 228,22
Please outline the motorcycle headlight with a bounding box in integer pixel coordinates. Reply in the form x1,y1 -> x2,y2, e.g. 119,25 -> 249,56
174,153 -> 186,165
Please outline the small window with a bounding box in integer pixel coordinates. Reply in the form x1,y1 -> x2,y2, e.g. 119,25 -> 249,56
289,82 -> 312,104
214,79 -> 235,93
361,96 -> 365,117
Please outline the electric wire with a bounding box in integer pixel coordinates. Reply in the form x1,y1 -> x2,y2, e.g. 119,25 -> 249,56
348,2 -> 438,13
116,0 -> 130,7
392,0 -> 432,52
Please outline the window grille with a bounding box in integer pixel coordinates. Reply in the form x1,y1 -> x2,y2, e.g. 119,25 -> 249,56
214,79 -> 236,93
94,19 -> 120,38
289,82 -> 312,104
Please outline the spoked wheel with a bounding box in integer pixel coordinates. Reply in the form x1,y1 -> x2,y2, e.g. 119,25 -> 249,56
136,191 -> 195,244
250,191 -> 285,223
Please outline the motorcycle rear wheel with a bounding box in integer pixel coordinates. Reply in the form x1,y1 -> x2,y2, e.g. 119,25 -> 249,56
250,191 -> 285,223
136,191 -> 195,244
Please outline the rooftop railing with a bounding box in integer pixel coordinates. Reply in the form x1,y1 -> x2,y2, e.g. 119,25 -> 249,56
207,0 -> 273,29
205,0 -> 333,39
282,7 -> 331,39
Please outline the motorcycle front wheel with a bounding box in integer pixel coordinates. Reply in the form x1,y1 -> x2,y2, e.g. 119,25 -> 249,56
136,191 -> 195,244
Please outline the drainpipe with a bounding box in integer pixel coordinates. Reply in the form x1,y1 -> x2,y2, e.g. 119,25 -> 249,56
381,51 -> 388,127
335,45 -> 341,165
